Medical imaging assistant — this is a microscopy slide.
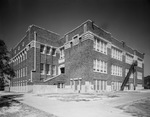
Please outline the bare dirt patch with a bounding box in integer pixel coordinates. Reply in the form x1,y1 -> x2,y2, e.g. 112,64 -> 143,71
116,97 -> 150,117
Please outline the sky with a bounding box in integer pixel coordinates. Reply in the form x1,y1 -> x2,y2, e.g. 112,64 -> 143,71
0,0 -> 150,76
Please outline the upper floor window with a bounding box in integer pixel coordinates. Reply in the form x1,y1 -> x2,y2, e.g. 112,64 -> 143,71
52,65 -> 56,76
111,65 -> 122,77
137,72 -> 142,80
40,45 -> 45,54
126,53 -> 133,64
66,35 -> 68,42
52,48 -> 56,56
93,59 -> 107,74
60,47 -> 65,59
73,34 -> 79,45
93,37 -> 107,55
137,58 -> 142,68
14,50 -> 16,54
125,69 -> 133,78
46,46 -> 51,55
84,24 -> 87,33
111,47 -> 122,61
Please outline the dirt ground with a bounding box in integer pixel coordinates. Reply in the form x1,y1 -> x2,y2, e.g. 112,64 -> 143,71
117,97 -> 150,117
0,93 -> 57,117
1,90 -> 150,117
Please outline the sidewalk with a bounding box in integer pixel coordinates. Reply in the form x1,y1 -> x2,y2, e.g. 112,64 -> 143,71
21,93 -> 131,117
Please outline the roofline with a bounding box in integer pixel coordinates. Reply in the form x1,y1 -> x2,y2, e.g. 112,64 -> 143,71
29,24 -> 60,36
13,29 -> 30,50
63,19 -> 92,37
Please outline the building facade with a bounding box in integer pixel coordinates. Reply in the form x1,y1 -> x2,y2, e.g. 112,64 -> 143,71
10,20 -> 144,92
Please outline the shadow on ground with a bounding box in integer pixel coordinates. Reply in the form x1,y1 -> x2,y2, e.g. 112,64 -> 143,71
0,94 -> 24,108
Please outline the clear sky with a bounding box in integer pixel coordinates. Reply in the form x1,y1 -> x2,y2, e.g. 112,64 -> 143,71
0,0 -> 150,76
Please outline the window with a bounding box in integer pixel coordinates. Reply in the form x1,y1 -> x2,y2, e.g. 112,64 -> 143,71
40,45 -> 45,54
23,68 -> 25,77
60,47 -> 65,59
52,48 -> 56,56
125,69 -> 133,78
21,69 -> 22,77
66,35 -> 68,42
19,70 -> 20,78
14,50 -> 16,54
18,57 -> 20,64
17,70 -> 18,78
20,55 -> 22,62
126,53 -> 133,64
40,63 -> 45,74
137,58 -> 142,68
84,24 -> 87,33
46,64 -> 51,75
26,67 -> 27,76
111,47 -> 122,61
93,80 -> 107,91
73,35 -> 79,45
137,72 -> 142,79
18,46 -> 20,50
93,59 -> 107,73
46,46 -> 51,55
22,53 -> 25,61
25,51 -> 27,59
93,37 -> 107,54
111,65 -> 122,77
52,65 -> 56,76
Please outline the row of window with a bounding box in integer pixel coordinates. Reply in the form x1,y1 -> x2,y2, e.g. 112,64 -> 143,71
137,59 -> 143,68
111,81 -> 122,91
40,45 -> 57,55
111,65 -> 122,76
12,51 -> 27,66
40,63 -> 56,76
92,37 -> 143,67
93,37 -> 107,54
125,53 -> 133,64
93,80 -> 107,91
111,47 -> 122,61
14,42 -> 25,54
93,59 -> 107,73
12,80 -> 27,86
93,60 -> 142,78
137,72 -> 142,80
14,67 -> 27,78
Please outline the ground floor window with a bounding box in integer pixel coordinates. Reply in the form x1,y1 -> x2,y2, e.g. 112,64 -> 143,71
111,81 -> 122,91
93,80 -> 107,91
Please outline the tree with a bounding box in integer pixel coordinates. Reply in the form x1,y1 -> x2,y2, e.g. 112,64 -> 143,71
0,39 -> 15,89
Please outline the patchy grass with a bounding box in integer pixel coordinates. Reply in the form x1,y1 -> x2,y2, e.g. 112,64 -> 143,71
38,93 -> 119,102
116,98 -> 150,117
0,95 -> 57,117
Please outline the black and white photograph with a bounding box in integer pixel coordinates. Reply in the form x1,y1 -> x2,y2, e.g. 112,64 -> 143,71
0,0 -> 150,117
